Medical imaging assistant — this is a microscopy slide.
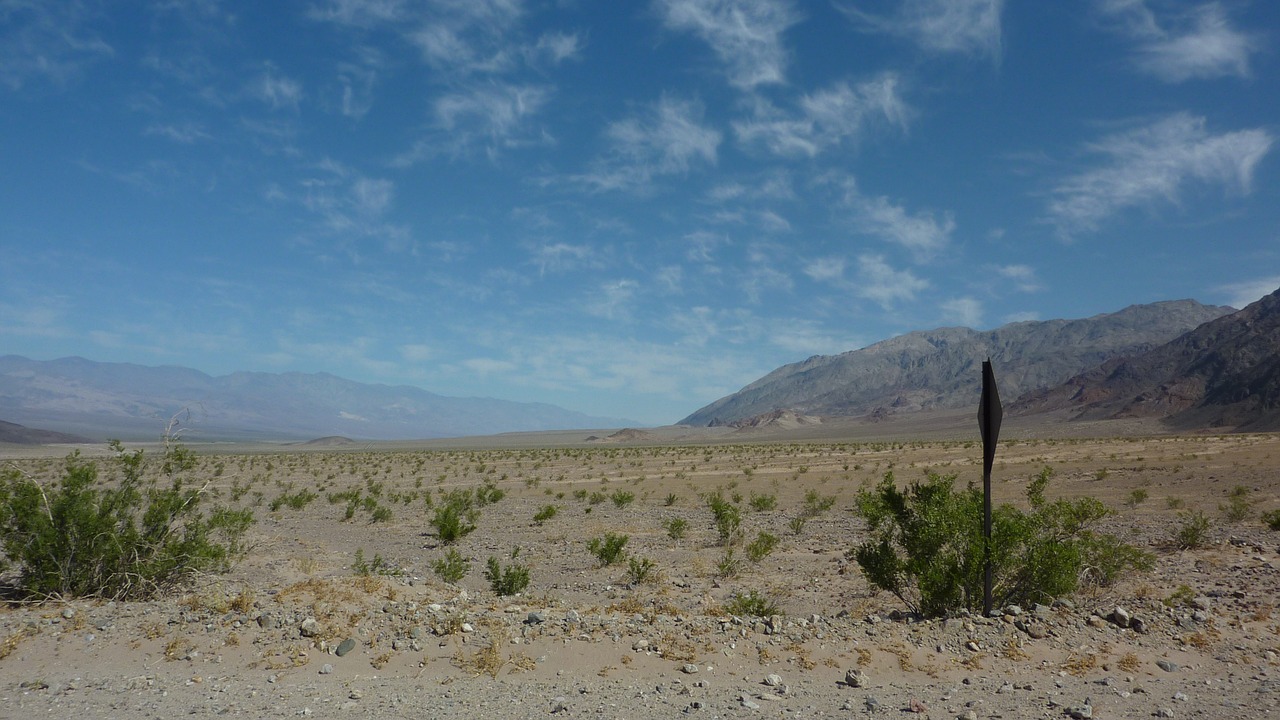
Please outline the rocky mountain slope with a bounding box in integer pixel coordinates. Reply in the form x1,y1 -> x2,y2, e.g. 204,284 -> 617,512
0,419 -> 90,445
0,356 -> 636,441
1012,286 -> 1280,431
680,300 -> 1232,427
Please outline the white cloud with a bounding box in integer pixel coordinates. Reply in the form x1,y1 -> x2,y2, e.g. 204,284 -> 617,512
585,280 -> 640,320
144,122 -> 212,144
995,264 -> 1043,292
841,0 -> 1003,58
394,83 -> 551,163
803,256 -> 845,283
734,75 -> 907,158
399,343 -> 434,362
1048,113 -> 1273,237
656,0 -> 800,90
855,254 -> 928,308
940,297 -> 983,327
254,68 -> 304,110
309,0 -> 407,26
1098,0 -> 1258,82
849,193 -> 954,261
577,97 -> 721,191
532,242 -> 597,275
1216,276 -> 1280,310
0,1 -> 114,90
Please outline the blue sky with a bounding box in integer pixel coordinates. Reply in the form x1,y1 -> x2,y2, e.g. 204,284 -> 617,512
1,0 -> 1277,426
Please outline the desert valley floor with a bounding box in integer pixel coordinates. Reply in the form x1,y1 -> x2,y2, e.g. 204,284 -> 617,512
1,423 -> 1278,719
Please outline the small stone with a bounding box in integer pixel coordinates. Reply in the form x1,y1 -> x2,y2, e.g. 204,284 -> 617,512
526,611 -> 547,625
62,608 -> 76,620
845,669 -> 870,688
335,638 -> 356,657
1156,659 -> 1179,673
1068,705 -> 1093,720
1156,709 -> 1174,718
1131,617 -> 1147,634
740,696 -> 761,710
299,618 -> 321,638
550,696 -> 569,714
1173,691 -> 1189,702
460,623 -> 474,633
908,698 -> 928,713
1026,623 -> 1049,639
1004,605 -> 1023,616
997,681 -> 1013,694
1191,610 -> 1208,623
1111,607 -> 1131,628
966,641 -> 981,652
864,696 -> 881,712
958,712 -> 978,720
348,690 -> 363,700
319,664 -> 333,675
682,663 -> 699,674
1191,596 -> 1211,611
764,674 -> 784,687
1087,615 -> 1107,628
633,638 -> 650,651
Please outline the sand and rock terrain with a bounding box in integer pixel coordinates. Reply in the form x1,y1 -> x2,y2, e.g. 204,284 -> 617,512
1,427 -> 1278,719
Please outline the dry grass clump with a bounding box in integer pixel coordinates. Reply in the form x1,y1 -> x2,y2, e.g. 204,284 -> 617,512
0,628 -> 32,660
1062,652 -> 1098,676
1117,652 -> 1142,672
453,622 -> 534,678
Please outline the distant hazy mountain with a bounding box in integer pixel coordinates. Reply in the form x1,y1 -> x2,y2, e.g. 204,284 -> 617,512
680,299 -> 1233,427
1012,287 -> 1280,431
0,419 -> 91,445
0,356 -> 638,441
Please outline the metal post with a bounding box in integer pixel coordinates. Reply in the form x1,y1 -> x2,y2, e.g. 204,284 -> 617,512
977,359 -> 1002,617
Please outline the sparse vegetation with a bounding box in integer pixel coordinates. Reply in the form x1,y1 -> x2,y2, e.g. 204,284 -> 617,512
1221,485 -> 1252,523
1172,511 -> 1211,549
663,517 -> 688,541
532,505 -> 558,526
744,531 -> 779,562
1264,508 -> 1280,531
724,589 -> 780,617
587,533 -> 629,566
433,548 -> 470,583
626,556 -> 657,585
850,467 -> 1151,618
484,551 -> 530,596
0,441 -> 253,600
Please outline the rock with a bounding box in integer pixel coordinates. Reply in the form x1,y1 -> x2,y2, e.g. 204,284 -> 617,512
1191,610 -> 1208,623
335,638 -> 356,657
864,696 -> 881,712
1131,617 -> 1147,634
348,689 -> 363,699
1156,709 -> 1174,718
1004,605 -> 1023,616
1087,615 -> 1108,628
908,698 -> 928,713
845,669 -> 870,688
319,663 -> 333,675
632,638 -> 650,651
550,696 -> 569,714
1192,596 -> 1211,611
997,681 -> 1013,694
1068,704 -> 1093,719
958,712 -> 978,720
299,618 -> 321,638
1111,606 -> 1131,628
740,696 -> 761,710
764,674 -> 783,687
681,663 -> 699,674
61,608 -> 76,620
526,611 -> 547,625
1156,659 -> 1179,673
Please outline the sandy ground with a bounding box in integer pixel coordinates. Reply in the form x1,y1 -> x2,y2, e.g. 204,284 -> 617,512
1,425 -> 1278,719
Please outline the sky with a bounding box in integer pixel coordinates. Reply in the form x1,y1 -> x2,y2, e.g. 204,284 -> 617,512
1,0 -> 1278,426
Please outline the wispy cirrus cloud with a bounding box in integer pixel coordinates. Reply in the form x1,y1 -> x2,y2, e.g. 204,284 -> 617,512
940,296 -> 983,327
1048,113 -> 1273,237
575,96 -> 721,192
840,0 -> 1003,59
1097,0 -> 1259,82
855,254 -> 928,308
734,74 -> 908,158
848,193 -> 954,262
0,0 -> 114,90
995,264 -> 1043,293
1216,275 -> 1280,310
655,0 -> 800,90
252,66 -> 304,110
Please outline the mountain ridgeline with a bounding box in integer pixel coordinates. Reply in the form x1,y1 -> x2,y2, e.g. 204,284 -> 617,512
680,299 -> 1235,427
1012,287 -> 1280,431
0,356 -> 637,441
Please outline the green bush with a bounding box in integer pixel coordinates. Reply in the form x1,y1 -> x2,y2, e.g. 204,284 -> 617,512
431,493 -> 478,545
749,493 -> 777,512
0,441 -> 253,600
626,556 -> 657,585
532,505 -> 558,526
1172,511 -> 1211,549
706,491 -> 741,546
610,490 -> 635,508
1221,485 -> 1252,523
663,517 -> 688,541
484,553 -> 529,596
801,489 -> 836,517
724,589 -> 779,617
1264,509 -> 1280,531
587,533 -> 629,566
433,548 -> 470,583
352,547 -> 399,576
849,468 -> 1150,618
745,531 -> 779,562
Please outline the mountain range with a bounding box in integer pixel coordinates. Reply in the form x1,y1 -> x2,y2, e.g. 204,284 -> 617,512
0,356 -> 636,442
1012,287 -> 1280,431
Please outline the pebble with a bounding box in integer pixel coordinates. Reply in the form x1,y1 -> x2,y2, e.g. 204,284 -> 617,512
681,664 -> 699,674
335,638 -> 356,657
1157,659 -> 1180,673
550,696 -> 569,714
319,664 -> 333,675
845,669 -> 870,688
764,674 -> 783,687
1068,704 -> 1093,719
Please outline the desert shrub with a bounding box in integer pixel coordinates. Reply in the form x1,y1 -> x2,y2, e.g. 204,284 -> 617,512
433,548 -> 470,583
269,488 -> 318,512
716,546 -> 741,578
749,493 -> 777,512
626,556 -> 657,585
352,548 -> 399,576
801,489 -> 836,517
484,552 -> 529,596
1221,485 -> 1251,523
1264,509 -> 1280,532
610,490 -> 635,508
587,491 -> 607,505
663,517 -> 688,541
369,504 -> 393,523
0,441 -> 253,600
532,505 -> 558,526
706,491 -> 741,546
475,482 -> 505,506
1125,488 -> 1148,509
745,531 -> 779,562
587,533 -> 629,566
1171,511 -> 1211,549
724,589 -> 779,617
664,493 -> 678,506
787,516 -> 806,536
431,493 -> 479,545
849,468 -> 1149,618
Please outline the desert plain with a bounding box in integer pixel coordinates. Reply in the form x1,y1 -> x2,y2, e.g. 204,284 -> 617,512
1,416 -> 1278,719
